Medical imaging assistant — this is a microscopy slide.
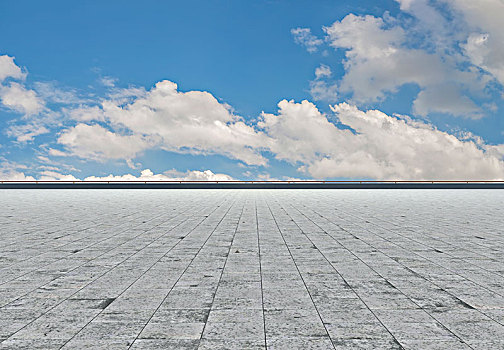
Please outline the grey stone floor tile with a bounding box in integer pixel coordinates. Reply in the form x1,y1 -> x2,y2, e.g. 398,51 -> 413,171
61,338 -> 133,349
400,339 -> 472,350
202,320 -> 265,340
150,308 -> 209,323
198,339 -> 265,350
73,320 -> 146,340
264,308 -> 327,338
139,321 -> 205,340
330,338 -> 403,349
129,339 -> 199,349
0,339 -> 67,349
465,340 -> 504,350
267,337 -> 334,350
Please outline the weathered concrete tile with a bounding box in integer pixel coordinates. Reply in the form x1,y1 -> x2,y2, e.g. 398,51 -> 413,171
267,337 -> 334,350
139,321 -> 205,340
198,339 -> 265,350
0,339 -> 66,350
129,339 -> 199,349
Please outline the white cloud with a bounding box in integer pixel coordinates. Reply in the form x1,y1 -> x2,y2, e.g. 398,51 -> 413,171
0,158 -> 35,180
315,64 -> 332,79
38,170 -> 79,181
320,11 -> 490,118
0,170 -> 35,181
0,56 -> 52,142
64,105 -> 105,122
57,123 -> 155,161
291,27 -> 323,53
0,82 -> 45,115
48,148 -> 68,157
395,0 -> 455,49
330,103 -> 504,179
413,84 -> 481,118
62,80 -> 271,166
310,64 -> 338,102
447,0 -> 504,85
395,0 -> 504,86
99,76 -> 117,87
325,14 -> 405,62
0,55 -> 25,82
106,86 -> 147,102
6,123 -> 49,142
84,169 -> 233,181
33,82 -> 87,104
309,80 -> 338,102
259,99 -> 352,165
0,163 -> 234,182
259,99 -> 504,180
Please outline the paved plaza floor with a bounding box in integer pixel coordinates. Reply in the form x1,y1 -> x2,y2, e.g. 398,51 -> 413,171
0,189 -> 504,349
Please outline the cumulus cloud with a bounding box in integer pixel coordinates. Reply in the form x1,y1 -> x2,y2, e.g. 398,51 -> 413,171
291,28 -> 323,53
0,55 -> 43,116
259,99 -> 504,180
60,80 -> 271,166
57,124 -> 155,162
259,100 -> 348,165
322,13 -> 485,118
0,55 -> 26,82
0,82 -> 45,115
429,0 -> 504,86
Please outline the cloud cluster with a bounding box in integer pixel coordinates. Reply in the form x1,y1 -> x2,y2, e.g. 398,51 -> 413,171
260,100 -> 504,180
322,13 -> 485,118
49,80 -> 504,180
295,0 -> 504,120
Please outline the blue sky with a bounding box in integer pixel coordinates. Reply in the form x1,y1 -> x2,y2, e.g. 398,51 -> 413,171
1,0 -> 504,180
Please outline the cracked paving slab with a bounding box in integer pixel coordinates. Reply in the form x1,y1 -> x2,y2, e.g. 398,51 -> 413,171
0,189 -> 504,349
